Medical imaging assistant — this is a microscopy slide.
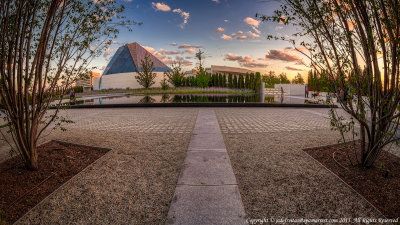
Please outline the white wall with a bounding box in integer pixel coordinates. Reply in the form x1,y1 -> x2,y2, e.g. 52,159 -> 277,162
93,77 -> 100,90
93,72 -> 166,90
274,84 -> 306,96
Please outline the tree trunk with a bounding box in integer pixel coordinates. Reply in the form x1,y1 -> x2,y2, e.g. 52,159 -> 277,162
27,145 -> 39,171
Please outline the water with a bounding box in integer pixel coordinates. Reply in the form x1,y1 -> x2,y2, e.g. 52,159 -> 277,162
67,94 -> 331,105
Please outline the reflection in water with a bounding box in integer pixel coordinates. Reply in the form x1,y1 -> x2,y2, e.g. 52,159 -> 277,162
139,95 -> 156,103
65,94 -> 330,105
171,94 -> 260,103
161,94 -> 170,103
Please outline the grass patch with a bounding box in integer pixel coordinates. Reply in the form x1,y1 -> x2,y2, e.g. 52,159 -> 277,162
80,87 -> 255,96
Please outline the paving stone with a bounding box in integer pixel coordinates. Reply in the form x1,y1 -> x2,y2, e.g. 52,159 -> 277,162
188,133 -> 226,150
177,151 -> 237,185
166,185 -> 246,225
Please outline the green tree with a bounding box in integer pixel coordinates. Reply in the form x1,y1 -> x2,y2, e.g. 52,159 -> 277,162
239,74 -> 245,88
135,53 -> 157,89
278,73 -> 291,84
255,72 -> 262,92
250,73 -> 255,89
292,73 -> 305,84
164,62 -> 185,87
260,0 -> 400,167
228,74 -> 233,88
196,72 -> 212,88
219,74 -> 224,87
160,74 -> 169,90
0,0 -> 136,170
233,75 -> 238,88
245,73 -> 250,89
223,74 -> 227,87
263,71 -> 280,86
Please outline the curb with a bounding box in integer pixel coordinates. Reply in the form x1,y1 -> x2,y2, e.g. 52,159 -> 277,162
50,102 -> 337,109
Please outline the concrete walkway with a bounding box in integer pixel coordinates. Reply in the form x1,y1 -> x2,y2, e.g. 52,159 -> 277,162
166,109 -> 246,225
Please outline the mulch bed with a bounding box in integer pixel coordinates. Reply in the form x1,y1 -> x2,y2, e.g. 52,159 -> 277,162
0,140 -> 110,224
304,141 -> 400,219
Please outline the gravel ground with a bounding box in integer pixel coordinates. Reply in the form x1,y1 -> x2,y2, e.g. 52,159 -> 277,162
222,130 -> 383,220
13,108 -> 198,225
15,128 -> 192,224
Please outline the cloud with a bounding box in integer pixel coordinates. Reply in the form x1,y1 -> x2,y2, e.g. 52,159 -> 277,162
103,46 -> 113,59
123,0 -> 133,2
247,31 -> 259,39
237,31 -> 243,35
244,17 -> 260,27
178,44 -> 202,49
236,35 -> 249,40
252,26 -> 261,34
174,56 -> 193,66
211,0 -> 220,3
224,53 -> 268,68
158,49 -> 180,55
224,19 -> 229,22
242,62 -> 269,68
265,49 -> 302,63
285,66 -> 303,71
216,27 -> 225,33
102,40 -> 118,45
173,8 -> 190,28
221,34 -> 233,40
142,46 -> 155,53
151,2 -> 171,11
275,26 -> 283,30
184,48 -> 196,54
170,42 -> 177,46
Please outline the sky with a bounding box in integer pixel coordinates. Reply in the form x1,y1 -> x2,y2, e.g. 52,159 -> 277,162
92,0 -> 310,79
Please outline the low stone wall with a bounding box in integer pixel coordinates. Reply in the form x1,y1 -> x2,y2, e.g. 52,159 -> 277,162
274,84 -> 306,96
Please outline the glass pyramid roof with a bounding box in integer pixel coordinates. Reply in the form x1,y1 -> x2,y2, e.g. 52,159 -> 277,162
102,42 -> 171,75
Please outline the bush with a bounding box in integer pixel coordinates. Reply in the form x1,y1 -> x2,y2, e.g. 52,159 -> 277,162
228,74 -> 233,88
196,72 -> 212,88
233,75 -> 238,88
73,86 -> 83,93
160,75 -> 169,90
238,74 -> 244,89
245,73 -> 250,89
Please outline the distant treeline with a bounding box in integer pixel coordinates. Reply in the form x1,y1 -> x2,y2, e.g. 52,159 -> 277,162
262,71 -> 305,88
168,71 -> 262,91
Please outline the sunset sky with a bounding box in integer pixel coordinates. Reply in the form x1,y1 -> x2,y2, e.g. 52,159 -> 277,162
92,0 -> 309,79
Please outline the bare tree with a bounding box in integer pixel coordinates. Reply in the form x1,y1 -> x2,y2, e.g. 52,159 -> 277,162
259,0 -> 400,167
0,0 -> 137,170
195,49 -> 205,73
135,52 -> 157,89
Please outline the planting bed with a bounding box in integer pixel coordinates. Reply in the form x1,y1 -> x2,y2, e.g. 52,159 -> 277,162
304,141 -> 400,218
0,141 -> 109,224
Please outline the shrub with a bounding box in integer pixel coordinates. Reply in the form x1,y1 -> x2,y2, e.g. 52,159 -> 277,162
239,74 -> 244,89
165,63 -> 185,87
233,75 -> 238,88
228,74 -> 233,88
196,72 -> 212,88
250,73 -> 255,89
160,75 -> 169,90
245,73 -> 250,89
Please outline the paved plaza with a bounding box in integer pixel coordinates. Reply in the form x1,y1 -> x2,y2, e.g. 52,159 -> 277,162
0,107 -> 386,224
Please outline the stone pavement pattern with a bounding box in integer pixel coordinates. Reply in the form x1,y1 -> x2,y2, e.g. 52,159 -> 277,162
215,108 -> 383,220
166,109 -> 246,225
1,107 -> 384,224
